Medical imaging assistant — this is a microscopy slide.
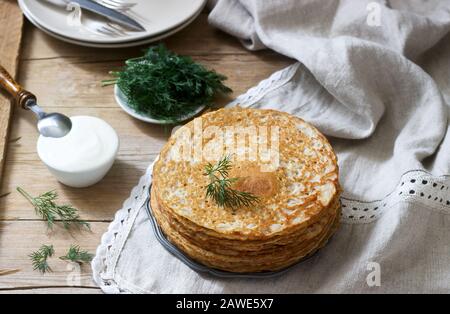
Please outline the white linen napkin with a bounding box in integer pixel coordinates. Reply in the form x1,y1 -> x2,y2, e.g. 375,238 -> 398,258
92,0 -> 450,293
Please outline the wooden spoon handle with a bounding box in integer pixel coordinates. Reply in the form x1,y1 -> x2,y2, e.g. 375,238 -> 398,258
0,65 -> 36,109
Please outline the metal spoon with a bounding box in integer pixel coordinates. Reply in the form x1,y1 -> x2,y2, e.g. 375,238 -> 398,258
0,65 -> 72,138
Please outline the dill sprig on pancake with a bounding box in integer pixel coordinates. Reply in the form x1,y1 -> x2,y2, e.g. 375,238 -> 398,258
102,45 -> 232,123
204,156 -> 260,208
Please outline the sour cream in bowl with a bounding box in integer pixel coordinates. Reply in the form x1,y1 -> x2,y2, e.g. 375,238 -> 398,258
37,116 -> 119,188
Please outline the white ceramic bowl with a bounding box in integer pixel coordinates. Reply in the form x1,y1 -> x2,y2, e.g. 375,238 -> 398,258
37,116 -> 119,188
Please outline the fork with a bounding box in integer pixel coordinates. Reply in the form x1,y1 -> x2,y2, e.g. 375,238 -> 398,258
82,0 -> 145,37
40,0 -> 135,37
95,22 -> 129,37
101,0 -> 136,10
78,20 -> 128,38
98,0 -> 149,24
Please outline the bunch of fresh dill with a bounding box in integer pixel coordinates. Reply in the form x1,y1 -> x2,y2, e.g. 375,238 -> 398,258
204,156 -> 260,209
102,44 -> 232,123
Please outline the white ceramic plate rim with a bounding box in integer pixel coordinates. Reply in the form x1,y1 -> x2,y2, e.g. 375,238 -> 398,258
20,1 -> 203,48
114,85 -> 205,124
19,0 -> 206,44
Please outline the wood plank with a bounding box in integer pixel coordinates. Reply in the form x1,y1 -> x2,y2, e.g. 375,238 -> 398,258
0,159 -> 151,221
17,54 -> 290,110
0,221 -> 108,289
0,0 -> 24,188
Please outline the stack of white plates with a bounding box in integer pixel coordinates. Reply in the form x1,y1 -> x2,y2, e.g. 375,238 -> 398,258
18,0 -> 207,48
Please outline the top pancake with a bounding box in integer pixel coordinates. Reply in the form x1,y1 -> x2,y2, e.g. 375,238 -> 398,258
153,107 -> 339,238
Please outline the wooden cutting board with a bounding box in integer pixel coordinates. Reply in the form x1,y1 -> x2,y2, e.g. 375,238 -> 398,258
0,0 -> 24,184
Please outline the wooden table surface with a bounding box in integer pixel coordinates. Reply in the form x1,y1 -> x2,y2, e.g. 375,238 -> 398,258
0,12 -> 291,294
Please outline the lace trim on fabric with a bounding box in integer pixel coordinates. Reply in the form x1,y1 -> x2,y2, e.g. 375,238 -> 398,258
341,170 -> 450,224
91,163 -> 154,293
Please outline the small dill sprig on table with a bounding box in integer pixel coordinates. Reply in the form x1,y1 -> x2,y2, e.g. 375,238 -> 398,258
16,187 -> 90,230
204,156 -> 260,209
102,44 -> 232,123
59,245 -> 94,264
29,245 -> 54,274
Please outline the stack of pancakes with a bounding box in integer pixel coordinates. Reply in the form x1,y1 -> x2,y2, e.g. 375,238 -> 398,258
151,107 -> 341,273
